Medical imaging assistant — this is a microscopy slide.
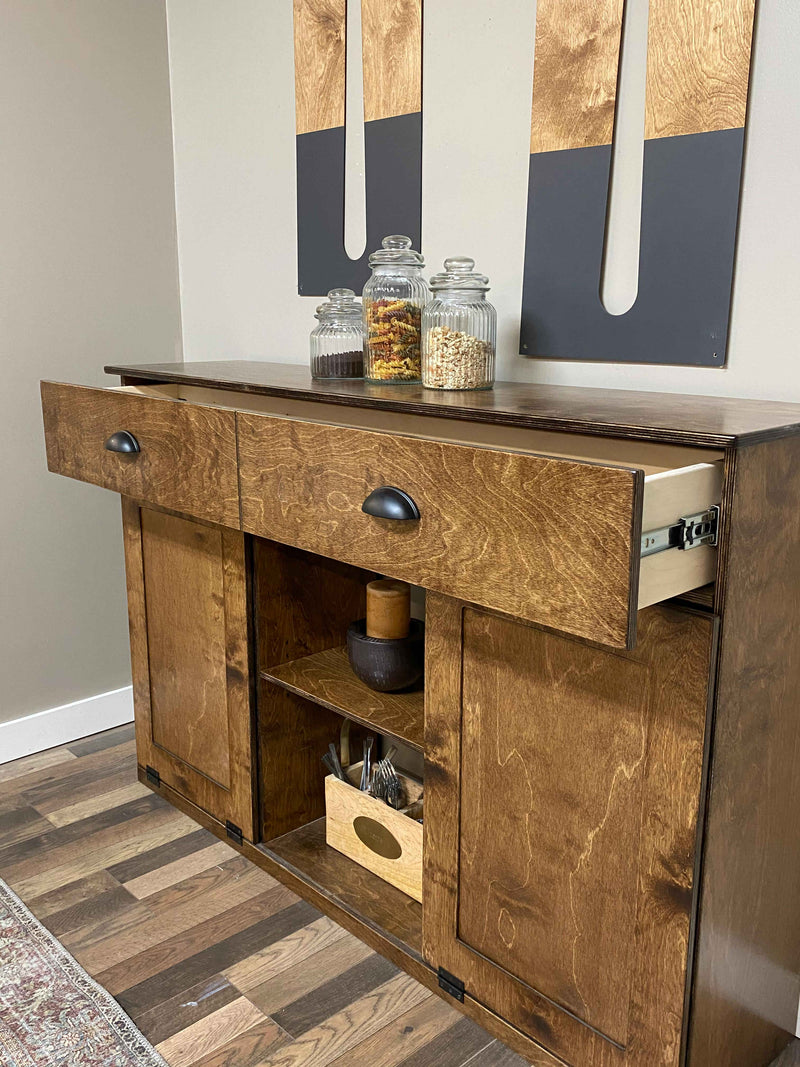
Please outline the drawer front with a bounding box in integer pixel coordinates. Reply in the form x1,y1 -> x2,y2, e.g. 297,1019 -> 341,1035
41,382 -> 240,527
238,415 -> 643,647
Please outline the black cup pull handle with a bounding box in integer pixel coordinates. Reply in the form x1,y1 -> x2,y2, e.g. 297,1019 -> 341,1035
362,486 -> 420,521
104,430 -> 140,454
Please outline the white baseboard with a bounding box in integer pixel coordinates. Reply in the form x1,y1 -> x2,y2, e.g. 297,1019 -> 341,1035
0,686 -> 134,765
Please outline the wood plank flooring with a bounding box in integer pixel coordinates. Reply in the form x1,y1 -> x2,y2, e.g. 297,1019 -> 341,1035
0,725 -> 528,1067
2,725 -> 798,1067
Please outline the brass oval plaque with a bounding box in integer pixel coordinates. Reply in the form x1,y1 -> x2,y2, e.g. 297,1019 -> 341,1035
353,816 -> 403,860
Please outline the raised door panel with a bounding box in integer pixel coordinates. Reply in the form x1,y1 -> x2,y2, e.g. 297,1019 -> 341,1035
424,594 -> 716,1067
122,501 -> 255,839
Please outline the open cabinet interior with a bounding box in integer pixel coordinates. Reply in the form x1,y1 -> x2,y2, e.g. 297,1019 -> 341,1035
252,537 -> 426,956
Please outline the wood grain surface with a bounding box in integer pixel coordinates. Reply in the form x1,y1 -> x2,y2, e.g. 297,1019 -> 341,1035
122,502 -> 256,840
530,0 -> 756,152
293,0 -> 421,134
687,436 -> 800,1066
141,509 -> 231,788
254,540 -> 374,840
644,0 -> 756,139
325,766 -> 423,902
530,0 -> 625,153
41,381 -> 239,527
254,540 -> 372,672
238,414 -> 642,648
361,0 -> 422,122
263,816 -> 424,958
293,0 -> 345,134
105,361 -> 800,448
259,682 -> 348,842
423,594 -> 716,1067
263,646 -> 424,752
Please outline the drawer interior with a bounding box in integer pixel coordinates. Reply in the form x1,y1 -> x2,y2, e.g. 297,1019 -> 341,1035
113,382 -> 724,613
114,382 -> 722,474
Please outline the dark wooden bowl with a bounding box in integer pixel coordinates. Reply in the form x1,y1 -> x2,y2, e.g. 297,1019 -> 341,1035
346,618 -> 425,693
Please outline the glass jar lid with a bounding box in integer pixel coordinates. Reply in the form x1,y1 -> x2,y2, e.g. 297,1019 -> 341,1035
315,288 -> 362,321
368,235 -> 425,268
429,256 -> 490,292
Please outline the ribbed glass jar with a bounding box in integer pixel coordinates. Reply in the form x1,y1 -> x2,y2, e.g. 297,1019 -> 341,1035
310,288 -> 365,379
422,257 -> 496,390
362,235 -> 428,383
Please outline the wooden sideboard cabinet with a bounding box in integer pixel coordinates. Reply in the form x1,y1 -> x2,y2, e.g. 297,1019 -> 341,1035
41,362 -> 800,1067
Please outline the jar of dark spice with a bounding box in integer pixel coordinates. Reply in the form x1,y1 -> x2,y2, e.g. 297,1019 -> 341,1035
310,288 -> 365,379
362,236 -> 428,383
422,257 -> 496,390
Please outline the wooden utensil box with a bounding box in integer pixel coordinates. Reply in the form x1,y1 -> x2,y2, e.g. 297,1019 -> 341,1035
325,761 -> 423,902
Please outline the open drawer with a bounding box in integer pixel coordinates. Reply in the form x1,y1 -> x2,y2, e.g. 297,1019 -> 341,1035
227,391 -> 723,650
40,381 -> 240,527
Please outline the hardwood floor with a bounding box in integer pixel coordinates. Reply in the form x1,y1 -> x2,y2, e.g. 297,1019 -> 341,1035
2,724 -> 798,1067
0,725 -> 528,1067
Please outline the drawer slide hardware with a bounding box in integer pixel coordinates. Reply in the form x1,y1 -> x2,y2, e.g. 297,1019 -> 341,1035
438,967 -> 465,1002
226,820 -> 244,846
145,765 -> 161,787
641,505 -> 720,558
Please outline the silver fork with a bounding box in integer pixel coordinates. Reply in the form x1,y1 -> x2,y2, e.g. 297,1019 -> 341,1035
359,737 -> 374,791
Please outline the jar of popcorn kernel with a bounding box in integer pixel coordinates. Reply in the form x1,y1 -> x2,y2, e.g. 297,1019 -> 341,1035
362,236 -> 428,384
422,257 -> 496,390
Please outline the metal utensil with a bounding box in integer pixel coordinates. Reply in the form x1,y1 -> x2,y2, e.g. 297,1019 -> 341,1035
386,773 -> 405,810
328,742 -> 346,781
371,759 -> 388,800
322,752 -> 339,778
359,736 -> 374,791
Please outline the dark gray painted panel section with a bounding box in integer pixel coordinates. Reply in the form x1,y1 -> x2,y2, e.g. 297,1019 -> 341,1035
296,112 -> 422,296
520,127 -> 746,366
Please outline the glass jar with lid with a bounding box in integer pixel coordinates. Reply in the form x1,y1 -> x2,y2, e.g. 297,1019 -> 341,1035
362,235 -> 428,383
310,288 -> 365,379
422,257 -> 496,390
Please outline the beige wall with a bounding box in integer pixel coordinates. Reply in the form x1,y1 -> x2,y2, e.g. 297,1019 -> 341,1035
0,1 -> 181,725
166,0 -> 800,403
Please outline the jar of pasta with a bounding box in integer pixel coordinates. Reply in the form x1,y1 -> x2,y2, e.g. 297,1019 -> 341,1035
362,236 -> 428,383
422,257 -> 496,390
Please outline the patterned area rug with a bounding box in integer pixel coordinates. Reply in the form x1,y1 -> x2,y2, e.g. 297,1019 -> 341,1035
0,878 -> 167,1066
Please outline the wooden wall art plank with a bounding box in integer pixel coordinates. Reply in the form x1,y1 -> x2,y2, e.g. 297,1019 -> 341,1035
293,0 -> 423,297
529,0 -> 626,154
521,0 -> 757,366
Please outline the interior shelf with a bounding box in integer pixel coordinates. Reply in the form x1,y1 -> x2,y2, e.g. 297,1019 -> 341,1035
261,817 -> 423,955
261,646 -> 424,752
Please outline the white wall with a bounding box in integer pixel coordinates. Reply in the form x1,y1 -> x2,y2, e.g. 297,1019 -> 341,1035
0,1 -> 181,727
166,0 -> 800,402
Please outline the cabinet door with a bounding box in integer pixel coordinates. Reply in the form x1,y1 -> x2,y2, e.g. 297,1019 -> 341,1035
424,594 -> 716,1067
122,501 -> 256,840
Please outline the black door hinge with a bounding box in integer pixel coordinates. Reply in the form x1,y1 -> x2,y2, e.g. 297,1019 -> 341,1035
145,765 -> 160,787
225,820 -> 244,846
438,967 -> 465,1002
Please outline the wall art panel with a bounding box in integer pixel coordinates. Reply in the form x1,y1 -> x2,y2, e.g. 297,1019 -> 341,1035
293,0 -> 422,296
521,0 -> 757,366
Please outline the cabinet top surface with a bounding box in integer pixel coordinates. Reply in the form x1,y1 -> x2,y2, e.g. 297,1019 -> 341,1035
104,360 -> 800,447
